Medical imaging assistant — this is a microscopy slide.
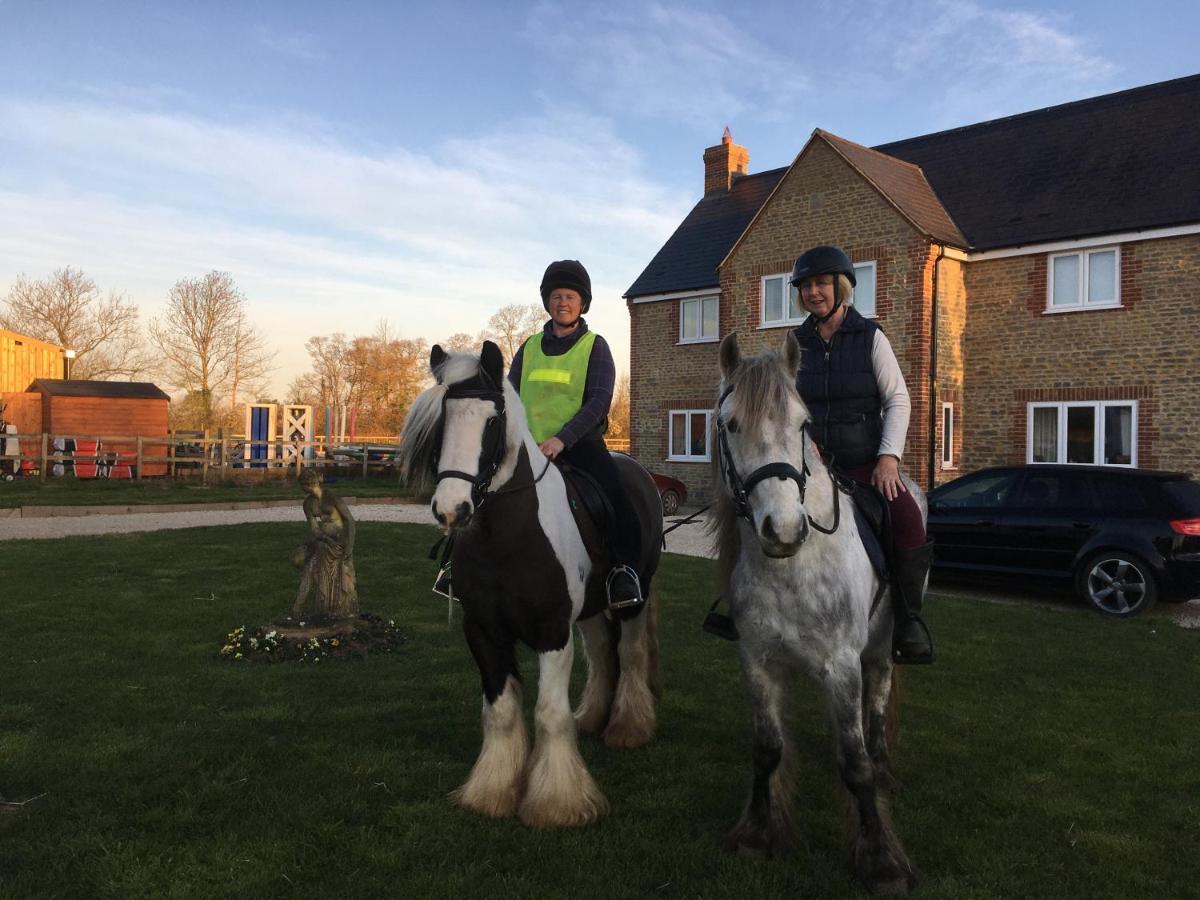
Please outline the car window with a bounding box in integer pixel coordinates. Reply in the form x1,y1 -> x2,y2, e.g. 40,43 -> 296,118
1014,472 -> 1096,511
1094,475 -> 1151,513
934,472 -> 1019,510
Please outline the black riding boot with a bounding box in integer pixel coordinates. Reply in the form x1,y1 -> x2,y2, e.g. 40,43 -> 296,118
607,564 -> 644,609
892,541 -> 935,665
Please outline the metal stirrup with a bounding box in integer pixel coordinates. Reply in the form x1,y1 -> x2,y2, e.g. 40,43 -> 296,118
606,564 -> 644,609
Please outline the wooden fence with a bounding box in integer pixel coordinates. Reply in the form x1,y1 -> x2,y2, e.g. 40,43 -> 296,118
0,432 -> 402,482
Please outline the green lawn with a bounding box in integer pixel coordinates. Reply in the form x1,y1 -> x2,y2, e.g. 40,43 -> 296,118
0,474 -> 417,508
2,524 -> 1197,899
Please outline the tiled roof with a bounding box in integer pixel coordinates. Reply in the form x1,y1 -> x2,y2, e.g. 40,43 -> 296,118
819,131 -> 966,247
624,168 -> 785,299
877,74 -> 1200,249
626,74 -> 1200,295
31,379 -> 170,400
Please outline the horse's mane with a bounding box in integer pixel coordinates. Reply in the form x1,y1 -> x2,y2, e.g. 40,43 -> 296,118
707,346 -> 802,585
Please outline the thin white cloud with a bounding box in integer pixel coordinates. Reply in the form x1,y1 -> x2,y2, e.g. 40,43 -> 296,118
253,26 -> 326,63
526,1 -> 810,126
0,100 -> 693,391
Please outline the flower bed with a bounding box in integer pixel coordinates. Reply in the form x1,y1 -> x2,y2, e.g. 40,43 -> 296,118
220,612 -> 406,663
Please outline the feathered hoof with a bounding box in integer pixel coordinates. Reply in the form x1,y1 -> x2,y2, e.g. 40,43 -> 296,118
518,760 -> 609,829
852,838 -> 919,897
601,716 -> 655,749
449,781 -> 521,819
722,818 -> 796,860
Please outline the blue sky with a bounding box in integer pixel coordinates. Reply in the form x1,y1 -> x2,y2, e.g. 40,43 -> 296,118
2,0 -> 1197,396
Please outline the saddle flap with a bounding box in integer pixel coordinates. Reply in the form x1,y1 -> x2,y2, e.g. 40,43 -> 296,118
849,481 -> 891,581
560,462 -> 614,563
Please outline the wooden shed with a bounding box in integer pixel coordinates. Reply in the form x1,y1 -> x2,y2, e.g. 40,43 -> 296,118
1,328 -> 64,393
30,379 -> 171,477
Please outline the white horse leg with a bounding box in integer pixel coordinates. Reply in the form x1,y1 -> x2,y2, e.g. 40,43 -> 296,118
724,655 -> 795,857
450,674 -> 528,818
825,651 -> 917,896
602,605 -> 658,749
862,654 -> 901,792
573,614 -> 616,736
519,642 -> 609,828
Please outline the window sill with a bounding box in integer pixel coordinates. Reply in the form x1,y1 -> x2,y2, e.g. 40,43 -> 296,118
666,456 -> 711,464
1043,303 -> 1123,315
677,337 -> 719,346
758,321 -> 804,330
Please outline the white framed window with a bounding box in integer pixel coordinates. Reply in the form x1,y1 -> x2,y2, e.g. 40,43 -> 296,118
679,295 -> 718,343
1027,400 -> 1137,467
1047,247 -> 1120,311
762,261 -> 878,326
941,403 -> 954,469
668,409 -> 711,461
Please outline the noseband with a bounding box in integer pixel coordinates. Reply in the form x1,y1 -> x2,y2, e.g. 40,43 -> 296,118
435,372 -> 507,510
717,384 -> 840,535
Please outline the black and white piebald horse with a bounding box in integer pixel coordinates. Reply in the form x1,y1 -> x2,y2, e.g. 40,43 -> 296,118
398,340 -> 663,828
711,331 -> 922,895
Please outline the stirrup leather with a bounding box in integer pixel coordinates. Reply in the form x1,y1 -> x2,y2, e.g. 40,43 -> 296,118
432,565 -> 455,601
606,564 -> 644,609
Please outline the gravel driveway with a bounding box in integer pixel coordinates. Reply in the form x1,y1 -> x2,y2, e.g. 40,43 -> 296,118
0,500 -> 718,558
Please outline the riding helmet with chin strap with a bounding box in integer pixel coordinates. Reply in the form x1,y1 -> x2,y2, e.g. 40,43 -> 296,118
540,260 -> 592,314
790,245 -> 856,325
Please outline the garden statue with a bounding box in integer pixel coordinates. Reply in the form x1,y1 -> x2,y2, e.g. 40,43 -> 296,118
290,468 -> 359,620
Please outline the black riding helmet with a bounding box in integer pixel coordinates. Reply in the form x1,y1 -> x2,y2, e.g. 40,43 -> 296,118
790,245 -> 855,324
789,245 -> 856,288
540,260 -> 592,314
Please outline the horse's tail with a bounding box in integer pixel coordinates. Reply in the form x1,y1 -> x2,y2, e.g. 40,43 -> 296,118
885,667 -> 902,750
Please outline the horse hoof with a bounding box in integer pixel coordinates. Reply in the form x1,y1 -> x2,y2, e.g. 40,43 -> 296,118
573,706 -> 609,736
517,791 -> 609,829
449,785 -> 519,819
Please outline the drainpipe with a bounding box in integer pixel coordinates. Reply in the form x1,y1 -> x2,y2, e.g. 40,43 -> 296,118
927,245 -> 946,493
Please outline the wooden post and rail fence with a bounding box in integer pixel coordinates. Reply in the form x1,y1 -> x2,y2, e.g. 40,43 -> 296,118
0,432 -> 634,482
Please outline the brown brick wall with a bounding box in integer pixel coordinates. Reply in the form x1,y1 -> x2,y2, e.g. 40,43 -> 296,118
629,139 -> 942,502
963,236 -> 1200,476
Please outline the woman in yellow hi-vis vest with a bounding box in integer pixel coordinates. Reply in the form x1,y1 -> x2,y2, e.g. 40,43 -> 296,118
508,260 -> 643,607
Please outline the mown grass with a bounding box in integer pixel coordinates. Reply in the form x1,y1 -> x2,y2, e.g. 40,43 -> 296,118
1,523 -> 1197,899
0,474 -> 417,508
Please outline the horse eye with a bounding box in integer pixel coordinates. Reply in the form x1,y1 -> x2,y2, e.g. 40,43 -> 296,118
727,419 -> 739,434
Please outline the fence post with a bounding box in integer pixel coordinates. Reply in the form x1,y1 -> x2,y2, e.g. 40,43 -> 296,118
40,433 -> 48,482
136,436 -> 143,480
221,437 -> 229,478
202,429 -> 210,483
169,429 -> 176,478
361,442 -> 368,479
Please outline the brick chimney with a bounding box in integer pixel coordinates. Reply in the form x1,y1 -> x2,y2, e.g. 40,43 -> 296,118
703,127 -> 749,194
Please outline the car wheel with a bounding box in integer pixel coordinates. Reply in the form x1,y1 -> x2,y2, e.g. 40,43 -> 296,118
661,489 -> 680,516
1075,551 -> 1158,617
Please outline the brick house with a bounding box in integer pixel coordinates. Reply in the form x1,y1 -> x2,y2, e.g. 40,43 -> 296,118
625,74 -> 1200,502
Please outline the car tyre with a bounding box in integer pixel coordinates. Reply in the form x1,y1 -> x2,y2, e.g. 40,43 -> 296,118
661,489 -> 681,517
1075,550 -> 1158,617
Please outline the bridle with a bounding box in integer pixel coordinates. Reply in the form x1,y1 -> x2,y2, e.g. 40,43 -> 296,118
434,372 -> 509,511
716,383 -> 841,536
433,372 -> 551,511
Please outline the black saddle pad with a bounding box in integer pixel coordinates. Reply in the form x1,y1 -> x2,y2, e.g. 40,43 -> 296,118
848,482 -> 890,582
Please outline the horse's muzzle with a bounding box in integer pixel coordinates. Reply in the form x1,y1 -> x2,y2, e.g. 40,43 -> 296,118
758,514 -> 808,558
433,499 -> 473,532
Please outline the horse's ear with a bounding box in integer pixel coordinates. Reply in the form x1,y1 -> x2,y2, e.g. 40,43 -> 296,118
480,340 -> 504,387
783,330 -> 802,375
719,332 -> 741,377
430,345 -> 447,379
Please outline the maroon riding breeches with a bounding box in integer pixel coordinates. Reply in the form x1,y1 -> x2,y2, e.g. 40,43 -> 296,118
842,462 -> 928,552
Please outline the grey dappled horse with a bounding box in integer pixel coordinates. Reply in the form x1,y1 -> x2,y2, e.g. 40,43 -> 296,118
711,331 -> 923,896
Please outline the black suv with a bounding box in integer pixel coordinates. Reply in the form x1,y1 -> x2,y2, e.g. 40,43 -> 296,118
928,465 -> 1200,616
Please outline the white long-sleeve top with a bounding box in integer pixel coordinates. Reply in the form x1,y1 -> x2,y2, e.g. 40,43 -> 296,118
870,330 -> 911,461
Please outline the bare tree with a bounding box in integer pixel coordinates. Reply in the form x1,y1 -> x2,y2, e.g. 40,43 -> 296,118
1,267 -> 150,379
482,303 -> 544,363
441,332 -> 482,353
608,371 -> 631,441
148,271 -> 273,431
223,309 -> 275,431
